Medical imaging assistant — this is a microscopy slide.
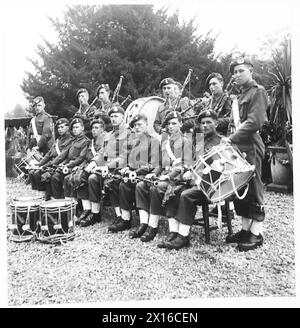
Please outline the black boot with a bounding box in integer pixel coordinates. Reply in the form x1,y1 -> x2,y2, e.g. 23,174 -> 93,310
76,210 -> 91,225
80,212 -> 101,227
157,232 -> 178,248
108,218 -> 131,233
129,223 -> 148,239
225,229 -> 250,244
140,226 -> 158,242
165,234 -> 190,250
237,232 -> 263,251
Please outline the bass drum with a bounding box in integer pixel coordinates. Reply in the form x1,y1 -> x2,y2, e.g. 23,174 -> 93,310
125,96 -> 164,138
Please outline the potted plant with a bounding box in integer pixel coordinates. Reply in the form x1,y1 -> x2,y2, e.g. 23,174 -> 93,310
264,36 -> 292,191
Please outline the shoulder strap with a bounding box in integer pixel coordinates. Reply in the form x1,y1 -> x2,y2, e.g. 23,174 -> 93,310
232,97 -> 241,132
55,139 -> 61,155
31,117 -> 41,142
165,136 -> 181,166
91,139 -> 97,157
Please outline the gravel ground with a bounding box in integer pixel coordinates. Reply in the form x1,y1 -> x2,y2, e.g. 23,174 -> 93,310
6,178 -> 295,305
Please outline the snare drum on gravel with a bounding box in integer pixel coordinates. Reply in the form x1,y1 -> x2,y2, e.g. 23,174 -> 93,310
37,199 -> 77,244
9,196 -> 44,243
191,143 -> 255,203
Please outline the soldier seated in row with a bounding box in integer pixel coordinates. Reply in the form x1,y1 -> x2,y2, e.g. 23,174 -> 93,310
154,78 -> 195,135
107,113 -> 160,234
27,118 -> 73,199
161,110 -> 222,250
135,111 -> 192,243
86,104 -> 132,227
47,118 -> 90,199
63,117 -> 107,227
26,96 -> 54,155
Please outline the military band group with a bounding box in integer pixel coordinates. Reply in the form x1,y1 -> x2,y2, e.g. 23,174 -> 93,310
25,56 -> 268,252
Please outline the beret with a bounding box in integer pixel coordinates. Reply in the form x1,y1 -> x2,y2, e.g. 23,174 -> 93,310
197,109 -> 218,122
159,77 -> 176,89
96,83 -> 110,95
129,113 -> 148,128
108,104 -> 125,116
229,57 -> 253,74
70,118 -> 84,128
55,118 -> 69,127
76,88 -> 89,98
162,111 -> 182,128
205,72 -> 224,89
32,96 -> 44,107
90,118 -> 105,128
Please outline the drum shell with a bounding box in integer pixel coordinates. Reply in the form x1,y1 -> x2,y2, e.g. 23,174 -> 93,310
14,149 -> 43,180
10,203 -> 40,237
39,199 -> 77,237
124,96 -> 164,138
192,144 -> 255,203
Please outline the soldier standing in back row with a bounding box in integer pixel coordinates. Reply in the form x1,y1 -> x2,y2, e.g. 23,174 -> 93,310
154,78 -> 194,134
26,96 -> 54,155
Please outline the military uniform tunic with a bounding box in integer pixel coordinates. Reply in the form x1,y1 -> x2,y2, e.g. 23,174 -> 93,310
117,133 -> 161,211
154,97 -> 195,134
228,80 -> 268,221
26,110 -> 54,154
88,123 -> 132,203
135,131 -> 192,216
64,131 -> 107,199
49,132 -> 90,198
176,133 -> 222,225
28,131 -> 73,192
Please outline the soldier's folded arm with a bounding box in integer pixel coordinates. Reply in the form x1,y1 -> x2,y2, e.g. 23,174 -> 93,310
66,144 -> 89,169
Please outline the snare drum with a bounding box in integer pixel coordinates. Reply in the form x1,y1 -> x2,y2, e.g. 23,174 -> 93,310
124,96 -> 164,138
9,196 -> 44,242
191,143 -> 255,203
38,199 -> 77,244
14,149 -> 43,180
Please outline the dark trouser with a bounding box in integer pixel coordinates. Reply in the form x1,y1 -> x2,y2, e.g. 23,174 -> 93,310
88,173 -> 104,203
28,169 -> 45,191
50,171 -> 66,199
176,186 -> 208,225
107,179 -> 122,208
234,143 -> 265,222
119,181 -> 136,211
135,181 -> 169,215
63,174 -> 76,198
77,183 -> 89,200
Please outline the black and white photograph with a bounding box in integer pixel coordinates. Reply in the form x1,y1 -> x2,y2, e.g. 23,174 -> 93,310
1,0 -> 298,308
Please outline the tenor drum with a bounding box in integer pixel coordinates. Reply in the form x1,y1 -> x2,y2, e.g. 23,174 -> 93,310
125,96 -> 164,138
38,199 -> 77,244
14,149 -> 43,180
191,143 -> 255,203
9,196 -> 44,242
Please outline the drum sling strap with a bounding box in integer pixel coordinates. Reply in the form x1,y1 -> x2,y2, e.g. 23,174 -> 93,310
55,139 -> 61,155
91,139 -> 97,157
31,117 -> 41,143
165,136 -> 181,167
232,97 -> 241,132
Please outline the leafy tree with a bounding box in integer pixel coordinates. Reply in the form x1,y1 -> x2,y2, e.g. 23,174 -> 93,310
21,4 -> 219,117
